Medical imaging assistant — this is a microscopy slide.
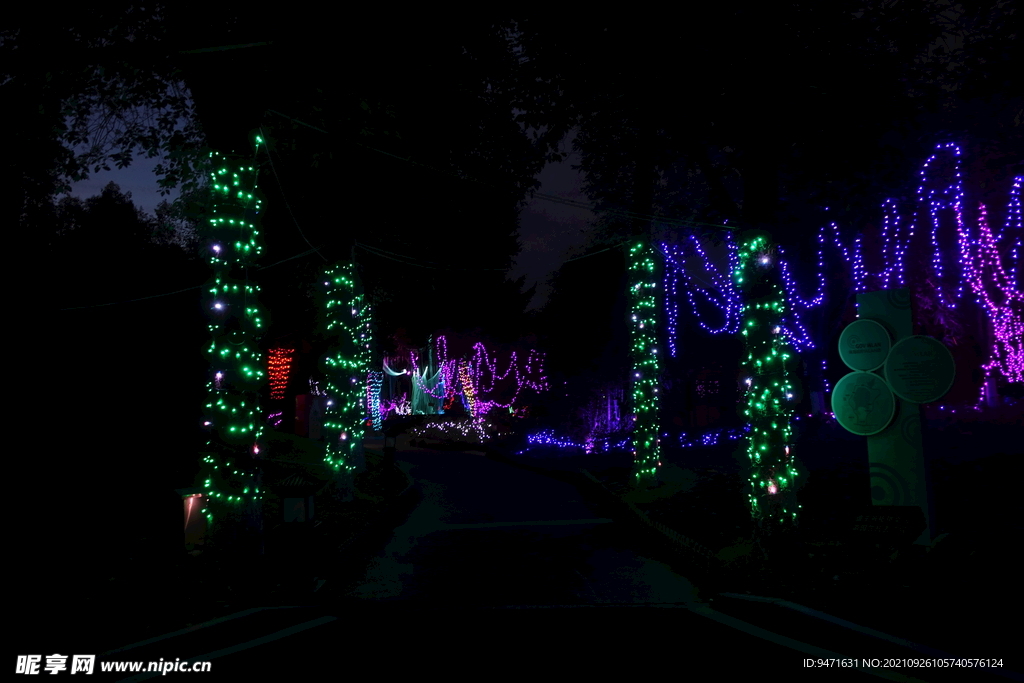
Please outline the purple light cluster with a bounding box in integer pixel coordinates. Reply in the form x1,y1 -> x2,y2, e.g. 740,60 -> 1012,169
660,143 -> 1021,405
409,336 -> 549,418
968,203 -> 1023,392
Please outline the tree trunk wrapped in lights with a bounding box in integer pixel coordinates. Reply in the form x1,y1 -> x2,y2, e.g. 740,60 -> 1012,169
198,136 -> 269,552
734,231 -> 801,551
628,241 -> 662,486
321,261 -> 375,499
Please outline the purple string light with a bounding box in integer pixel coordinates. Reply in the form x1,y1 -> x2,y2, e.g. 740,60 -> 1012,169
659,143 -> 1020,410
409,336 -> 549,417
964,203 -> 1023,393
659,235 -> 742,355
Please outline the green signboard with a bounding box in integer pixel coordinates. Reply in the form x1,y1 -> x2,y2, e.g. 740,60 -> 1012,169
839,318 -> 892,371
828,289 -> 949,546
831,371 -> 896,436
884,335 -> 956,404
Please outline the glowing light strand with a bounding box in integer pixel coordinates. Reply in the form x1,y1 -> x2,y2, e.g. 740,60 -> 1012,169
963,203 -> 1023,393
267,348 -> 294,400
629,242 -> 662,483
321,262 -> 375,472
734,234 -> 800,526
198,138 -> 268,523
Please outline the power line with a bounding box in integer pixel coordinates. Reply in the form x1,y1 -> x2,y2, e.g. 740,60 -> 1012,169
259,124 -> 330,263
563,240 -> 632,263
57,283 -> 205,311
179,42 -> 273,54
354,242 -> 507,271
264,108 -> 738,235
57,244 -> 328,310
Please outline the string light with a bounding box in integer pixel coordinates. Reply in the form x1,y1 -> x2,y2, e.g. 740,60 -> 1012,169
321,262 -> 375,472
734,234 -> 800,526
366,370 -> 384,430
520,430 -> 630,455
660,235 -> 741,356
267,348 -> 294,400
678,426 -> 747,448
407,336 -> 549,419
629,242 -> 661,484
410,417 -> 510,443
198,136 -> 268,524
964,202 -> 1023,397
663,145 -> 1019,410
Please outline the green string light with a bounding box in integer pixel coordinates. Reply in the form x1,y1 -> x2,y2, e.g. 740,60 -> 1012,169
628,242 -> 662,484
322,262 -> 375,473
198,136 -> 268,526
734,234 -> 800,526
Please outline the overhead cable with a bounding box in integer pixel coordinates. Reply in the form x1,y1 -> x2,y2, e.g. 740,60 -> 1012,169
57,243 -> 328,310
259,124 -> 330,263
263,108 -> 737,234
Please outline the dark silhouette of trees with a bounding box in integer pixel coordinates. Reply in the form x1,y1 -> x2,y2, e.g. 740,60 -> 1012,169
505,4 -> 1020,248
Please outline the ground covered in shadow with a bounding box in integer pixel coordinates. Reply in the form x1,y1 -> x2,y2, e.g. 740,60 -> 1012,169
498,413 -> 1019,658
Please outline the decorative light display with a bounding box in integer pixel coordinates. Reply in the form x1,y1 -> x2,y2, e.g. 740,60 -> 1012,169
966,202 -> 1023,396
734,233 -> 800,527
366,370 -> 384,431
404,336 -> 549,419
678,426 -> 748,448
661,235 -> 741,356
660,145 -> 1021,408
457,360 -> 477,418
321,262 -> 375,473
1002,176 -> 1021,287
628,242 -> 661,484
383,393 -> 412,416
527,429 -> 584,450
198,136 -> 269,525
520,430 -> 631,455
409,417 -> 511,444
267,348 -> 294,400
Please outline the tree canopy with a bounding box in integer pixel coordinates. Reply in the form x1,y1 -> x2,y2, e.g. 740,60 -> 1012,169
11,4 -> 1021,351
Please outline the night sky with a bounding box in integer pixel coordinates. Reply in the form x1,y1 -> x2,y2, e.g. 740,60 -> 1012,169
67,126 -> 598,312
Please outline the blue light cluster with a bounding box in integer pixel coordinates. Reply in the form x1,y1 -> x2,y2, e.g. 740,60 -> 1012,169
520,431 -> 631,455
677,427 -> 747,448
526,430 -> 583,449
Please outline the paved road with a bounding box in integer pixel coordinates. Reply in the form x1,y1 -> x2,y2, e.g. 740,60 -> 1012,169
84,447 -> 1021,681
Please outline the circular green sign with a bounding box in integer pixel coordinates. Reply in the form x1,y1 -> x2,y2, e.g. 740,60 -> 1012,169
831,371 -> 896,436
839,318 -> 891,371
884,335 -> 956,404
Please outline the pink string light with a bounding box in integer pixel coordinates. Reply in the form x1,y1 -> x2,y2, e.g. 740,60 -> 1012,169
407,335 -> 549,418
963,203 -> 1023,391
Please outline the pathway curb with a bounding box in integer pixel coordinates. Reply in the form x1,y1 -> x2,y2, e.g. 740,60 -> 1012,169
579,468 -> 720,577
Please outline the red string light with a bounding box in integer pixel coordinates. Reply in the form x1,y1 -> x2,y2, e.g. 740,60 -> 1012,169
267,348 -> 295,400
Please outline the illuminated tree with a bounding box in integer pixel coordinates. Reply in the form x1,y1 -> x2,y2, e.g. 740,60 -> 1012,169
734,231 -> 800,548
628,241 -> 662,486
197,136 -> 268,547
321,261 -> 375,496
